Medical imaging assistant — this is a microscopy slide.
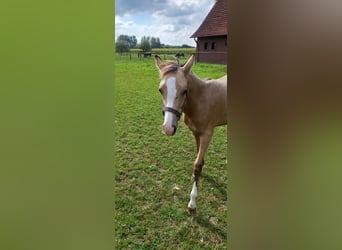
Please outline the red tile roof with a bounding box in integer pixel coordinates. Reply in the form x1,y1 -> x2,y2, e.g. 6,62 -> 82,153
190,0 -> 227,38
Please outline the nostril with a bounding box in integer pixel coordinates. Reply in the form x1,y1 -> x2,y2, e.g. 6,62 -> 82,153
172,125 -> 177,135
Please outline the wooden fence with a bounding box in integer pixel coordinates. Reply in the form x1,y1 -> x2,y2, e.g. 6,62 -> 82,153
115,51 -> 227,64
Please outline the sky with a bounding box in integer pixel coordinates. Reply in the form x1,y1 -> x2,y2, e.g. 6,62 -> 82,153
115,0 -> 216,47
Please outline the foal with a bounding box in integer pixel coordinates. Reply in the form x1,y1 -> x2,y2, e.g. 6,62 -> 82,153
155,55 -> 227,214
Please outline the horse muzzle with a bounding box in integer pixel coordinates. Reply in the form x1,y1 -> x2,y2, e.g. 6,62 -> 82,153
162,124 -> 177,136
162,106 -> 181,136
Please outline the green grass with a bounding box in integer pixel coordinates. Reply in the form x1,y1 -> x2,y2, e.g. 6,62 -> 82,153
114,55 -> 227,249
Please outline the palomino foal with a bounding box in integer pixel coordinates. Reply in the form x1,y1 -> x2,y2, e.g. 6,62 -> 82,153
155,54 -> 227,214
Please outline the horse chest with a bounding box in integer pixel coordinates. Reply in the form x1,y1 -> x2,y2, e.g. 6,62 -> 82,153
184,114 -> 206,133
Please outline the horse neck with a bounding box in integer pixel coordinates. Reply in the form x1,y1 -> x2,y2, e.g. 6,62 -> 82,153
187,72 -> 205,93
183,73 -> 205,114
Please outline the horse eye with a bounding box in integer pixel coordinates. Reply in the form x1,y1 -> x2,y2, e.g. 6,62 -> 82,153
183,90 -> 188,95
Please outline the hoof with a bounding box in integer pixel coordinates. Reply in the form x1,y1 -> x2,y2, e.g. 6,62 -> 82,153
188,207 -> 196,215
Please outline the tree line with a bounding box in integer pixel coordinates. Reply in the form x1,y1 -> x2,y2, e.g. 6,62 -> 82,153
115,34 -> 193,53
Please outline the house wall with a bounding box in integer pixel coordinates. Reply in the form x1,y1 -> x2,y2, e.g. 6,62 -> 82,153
195,36 -> 227,64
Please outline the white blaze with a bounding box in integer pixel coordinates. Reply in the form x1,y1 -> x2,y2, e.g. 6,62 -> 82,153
166,77 -> 176,107
163,77 -> 177,129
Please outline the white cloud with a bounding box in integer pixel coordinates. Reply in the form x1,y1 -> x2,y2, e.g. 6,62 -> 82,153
161,24 -> 176,32
115,0 -> 217,46
115,16 -> 134,28
173,0 -> 201,9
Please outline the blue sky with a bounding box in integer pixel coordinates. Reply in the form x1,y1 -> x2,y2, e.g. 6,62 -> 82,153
115,0 -> 216,46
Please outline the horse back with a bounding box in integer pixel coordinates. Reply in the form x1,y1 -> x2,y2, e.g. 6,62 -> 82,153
208,75 -> 227,126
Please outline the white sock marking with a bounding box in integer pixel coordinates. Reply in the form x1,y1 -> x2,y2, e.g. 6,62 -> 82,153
188,181 -> 198,209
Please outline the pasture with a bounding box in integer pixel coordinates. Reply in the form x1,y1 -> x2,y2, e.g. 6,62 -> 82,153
114,54 -> 227,249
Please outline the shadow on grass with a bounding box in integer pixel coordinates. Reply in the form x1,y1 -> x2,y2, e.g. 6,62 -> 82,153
193,214 -> 227,241
185,171 -> 228,243
201,172 -> 227,201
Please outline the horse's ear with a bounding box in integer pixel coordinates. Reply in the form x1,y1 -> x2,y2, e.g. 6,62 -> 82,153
181,54 -> 195,74
155,55 -> 163,70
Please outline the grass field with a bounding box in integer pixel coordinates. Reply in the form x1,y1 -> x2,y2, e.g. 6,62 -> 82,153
114,54 -> 227,249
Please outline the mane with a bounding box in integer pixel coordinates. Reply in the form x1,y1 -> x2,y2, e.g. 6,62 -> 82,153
159,61 -> 180,78
158,60 -> 207,87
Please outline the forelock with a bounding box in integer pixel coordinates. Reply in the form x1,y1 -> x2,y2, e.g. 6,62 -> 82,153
159,61 -> 180,78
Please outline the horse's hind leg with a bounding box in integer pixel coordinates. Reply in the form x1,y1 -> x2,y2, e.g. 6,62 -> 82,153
188,131 -> 213,214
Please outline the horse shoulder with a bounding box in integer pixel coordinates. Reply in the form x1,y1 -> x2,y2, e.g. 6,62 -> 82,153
183,114 -> 198,133
183,114 -> 212,135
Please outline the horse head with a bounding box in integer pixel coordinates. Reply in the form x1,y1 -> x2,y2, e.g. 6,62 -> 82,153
155,54 -> 195,136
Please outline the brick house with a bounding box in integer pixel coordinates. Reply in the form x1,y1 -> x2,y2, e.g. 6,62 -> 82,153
190,0 -> 227,64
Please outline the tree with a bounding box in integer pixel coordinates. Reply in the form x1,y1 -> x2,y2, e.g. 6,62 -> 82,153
140,36 -> 151,52
115,40 -> 129,53
181,44 -> 194,48
150,37 -> 161,48
128,35 -> 137,48
116,35 -> 137,49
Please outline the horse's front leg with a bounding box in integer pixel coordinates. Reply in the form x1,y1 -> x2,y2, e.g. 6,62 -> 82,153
188,131 -> 213,214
